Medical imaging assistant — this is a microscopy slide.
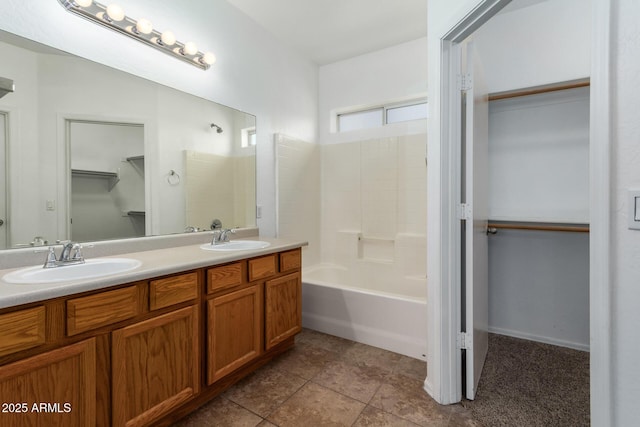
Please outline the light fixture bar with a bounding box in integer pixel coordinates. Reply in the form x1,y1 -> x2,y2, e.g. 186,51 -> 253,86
57,0 -> 216,70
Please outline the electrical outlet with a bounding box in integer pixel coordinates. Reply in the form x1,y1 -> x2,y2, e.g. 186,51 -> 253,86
45,200 -> 56,211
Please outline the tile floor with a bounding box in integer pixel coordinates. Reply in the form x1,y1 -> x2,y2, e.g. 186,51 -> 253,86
173,329 -> 479,427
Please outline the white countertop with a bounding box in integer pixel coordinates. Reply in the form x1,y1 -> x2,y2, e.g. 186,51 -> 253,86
0,237 -> 307,309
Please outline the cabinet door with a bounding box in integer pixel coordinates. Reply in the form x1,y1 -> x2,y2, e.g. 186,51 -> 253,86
265,272 -> 302,350
207,284 -> 262,384
112,305 -> 199,427
0,338 -> 96,427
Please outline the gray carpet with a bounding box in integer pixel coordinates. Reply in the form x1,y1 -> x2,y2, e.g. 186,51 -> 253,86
463,334 -> 590,427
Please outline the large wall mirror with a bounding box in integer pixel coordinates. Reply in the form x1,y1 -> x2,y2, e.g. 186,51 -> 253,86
0,30 -> 256,250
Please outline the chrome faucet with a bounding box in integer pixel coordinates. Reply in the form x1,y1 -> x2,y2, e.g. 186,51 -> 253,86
43,241 -> 85,268
211,228 -> 236,245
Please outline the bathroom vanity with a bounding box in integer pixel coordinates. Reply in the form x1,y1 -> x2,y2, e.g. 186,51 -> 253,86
0,239 -> 304,426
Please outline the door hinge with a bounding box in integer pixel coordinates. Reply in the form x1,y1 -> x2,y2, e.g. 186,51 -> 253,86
457,203 -> 472,220
458,73 -> 472,91
457,332 -> 472,350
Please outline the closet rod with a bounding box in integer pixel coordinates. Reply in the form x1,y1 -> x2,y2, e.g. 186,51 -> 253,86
487,222 -> 589,233
488,78 -> 590,102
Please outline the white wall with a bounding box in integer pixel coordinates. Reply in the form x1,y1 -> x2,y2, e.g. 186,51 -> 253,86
319,37 -> 428,145
611,0 -> 640,423
474,0 -> 591,93
0,0 -> 318,238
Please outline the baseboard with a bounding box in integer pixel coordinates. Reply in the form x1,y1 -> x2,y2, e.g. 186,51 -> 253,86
488,326 -> 590,352
302,311 -> 427,360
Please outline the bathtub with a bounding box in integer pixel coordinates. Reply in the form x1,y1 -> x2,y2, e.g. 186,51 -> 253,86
302,262 -> 427,360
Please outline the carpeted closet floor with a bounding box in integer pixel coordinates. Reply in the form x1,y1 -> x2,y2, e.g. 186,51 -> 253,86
463,333 -> 590,427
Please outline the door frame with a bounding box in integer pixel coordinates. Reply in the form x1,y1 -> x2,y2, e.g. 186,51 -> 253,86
0,111 -> 7,249
425,1 -> 612,425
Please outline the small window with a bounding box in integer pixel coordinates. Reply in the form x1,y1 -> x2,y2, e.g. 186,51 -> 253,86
338,108 -> 384,132
336,99 -> 427,133
241,127 -> 257,148
386,102 -> 428,124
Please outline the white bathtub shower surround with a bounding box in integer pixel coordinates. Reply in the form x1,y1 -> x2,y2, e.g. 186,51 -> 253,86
302,262 -> 427,360
276,131 -> 428,358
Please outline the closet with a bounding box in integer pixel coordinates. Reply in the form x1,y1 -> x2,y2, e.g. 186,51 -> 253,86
486,80 -> 590,351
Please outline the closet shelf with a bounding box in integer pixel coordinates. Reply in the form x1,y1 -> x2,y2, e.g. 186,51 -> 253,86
71,169 -> 120,191
127,211 -> 146,217
126,155 -> 144,162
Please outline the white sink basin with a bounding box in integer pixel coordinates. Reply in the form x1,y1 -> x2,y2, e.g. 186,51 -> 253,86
3,258 -> 142,284
200,240 -> 271,251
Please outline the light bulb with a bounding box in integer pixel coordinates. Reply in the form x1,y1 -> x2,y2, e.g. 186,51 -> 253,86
182,42 -> 198,56
202,52 -> 216,65
106,4 -> 125,21
135,18 -> 153,34
160,30 -> 176,46
74,0 -> 93,7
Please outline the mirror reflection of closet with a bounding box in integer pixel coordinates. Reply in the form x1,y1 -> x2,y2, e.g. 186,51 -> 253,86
68,120 -> 145,242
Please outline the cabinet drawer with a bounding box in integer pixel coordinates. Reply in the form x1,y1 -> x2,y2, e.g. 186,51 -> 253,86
248,255 -> 276,281
207,262 -> 243,294
67,286 -> 140,336
280,249 -> 301,273
0,306 -> 46,357
150,272 -> 198,310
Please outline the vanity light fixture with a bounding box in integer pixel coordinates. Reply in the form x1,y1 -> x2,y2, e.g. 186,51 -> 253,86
57,0 -> 216,70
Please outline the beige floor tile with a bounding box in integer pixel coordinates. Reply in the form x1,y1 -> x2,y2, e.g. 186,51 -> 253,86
353,405 -> 422,427
295,328 -> 355,354
393,355 -> 428,382
171,396 -> 263,427
340,342 -> 403,372
267,382 -> 366,427
223,364 -> 307,418
369,373 -> 452,427
311,359 -> 388,403
270,341 -> 338,380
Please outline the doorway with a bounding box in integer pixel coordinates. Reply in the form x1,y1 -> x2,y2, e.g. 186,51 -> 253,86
67,120 -> 145,242
426,0 -> 612,424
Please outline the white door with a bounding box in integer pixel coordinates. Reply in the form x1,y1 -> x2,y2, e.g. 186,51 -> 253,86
462,40 -> 489,400
0,113 -> 6,249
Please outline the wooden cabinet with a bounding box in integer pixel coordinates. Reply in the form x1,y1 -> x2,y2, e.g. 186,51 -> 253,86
0,338 -> 96,427
248,254 -> 277,281
207,284 -> 262,384
0,245 -> 303,427
0,306 -> 46,357
149,272 -> 198,310
206,262 -> 243,294
112,305 -> 200,427
67,285 -> 142,336
265,272 -> 302,350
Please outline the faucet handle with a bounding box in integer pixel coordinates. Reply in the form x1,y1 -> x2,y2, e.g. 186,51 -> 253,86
70,243 -> 85,262
43,247 -> 58,268
220,228 -> 236,242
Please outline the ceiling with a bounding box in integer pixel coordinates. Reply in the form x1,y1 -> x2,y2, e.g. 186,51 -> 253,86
225,0 -> 428,65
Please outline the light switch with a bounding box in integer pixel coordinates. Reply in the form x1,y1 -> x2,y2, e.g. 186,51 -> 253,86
629,190 -> 640,230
